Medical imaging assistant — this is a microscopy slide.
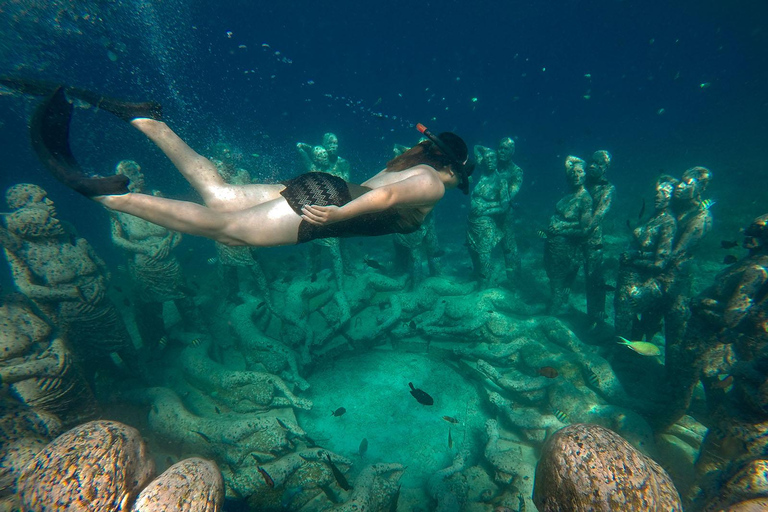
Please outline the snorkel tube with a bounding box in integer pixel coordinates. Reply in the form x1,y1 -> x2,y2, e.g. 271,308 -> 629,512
416,123 -> 473,194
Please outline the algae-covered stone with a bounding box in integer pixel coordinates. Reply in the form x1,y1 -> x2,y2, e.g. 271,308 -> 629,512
533,423 -> 681,511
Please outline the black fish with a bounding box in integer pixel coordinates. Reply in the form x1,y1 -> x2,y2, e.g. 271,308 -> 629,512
592,243 -> 604,250
325,453 -> 351,491
256,301 -> 266,309
114,285 -> 123,292
192,430 -> 212,443
408,320 -> 417,330
276,417 -> 290,430
214,406 -> 221,414
638,198 -> 646,219
331,407 -> 346,417
358,438 -> 368,457
310,273 -> 317,282
363,257 -> 385,270
723,255 -> 738,265
448,427 -> 453,449
626,219 -> 632,231
721,240 -> 738,249
408,382 -> 434,405
320,483 -> 342,504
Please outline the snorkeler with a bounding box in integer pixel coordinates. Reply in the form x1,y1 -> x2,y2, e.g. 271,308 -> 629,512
20,83 -> 474,248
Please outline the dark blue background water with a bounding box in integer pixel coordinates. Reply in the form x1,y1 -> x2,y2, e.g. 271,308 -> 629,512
1,0 -> 766,277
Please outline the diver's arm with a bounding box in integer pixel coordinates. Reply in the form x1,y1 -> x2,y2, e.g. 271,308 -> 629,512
302,172 -> 444,226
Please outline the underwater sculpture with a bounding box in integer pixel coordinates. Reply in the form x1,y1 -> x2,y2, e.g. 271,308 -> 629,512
466,138 -> 523,289
392,212 -> 443,286
614,175 -> 678,339
583,150 -> 615,323
109,160 -> 207,346
1,184 -> 137,371
0,293 -> 96,427
665,214 -> 768,510
543,156 -> 593,315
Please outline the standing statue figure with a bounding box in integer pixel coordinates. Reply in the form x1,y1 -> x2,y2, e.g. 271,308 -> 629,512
109,161 -> 206,347
614,175 -> 678,339
543,157 -> 593,315
466,138 -> 523,288
393,212 -> 443,286
583,150 -> 615,322
653,214 -> 767,442
495,137 -> 524,283
0,291 -> 96,427
1,184 -> 136,371
296,135 -> 352,281
630,167 -> 714,349
208,158 -> 272,304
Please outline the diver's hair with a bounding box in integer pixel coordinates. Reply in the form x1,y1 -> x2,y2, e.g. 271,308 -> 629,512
385,141 -> 455,173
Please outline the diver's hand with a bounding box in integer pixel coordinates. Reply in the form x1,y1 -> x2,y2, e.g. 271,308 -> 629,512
301,204 -> 343,226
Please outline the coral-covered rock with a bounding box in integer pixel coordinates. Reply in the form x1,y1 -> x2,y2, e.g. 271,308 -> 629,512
17,420 -> 155,511
130,458 -> 224,512
533,423 -> 681,511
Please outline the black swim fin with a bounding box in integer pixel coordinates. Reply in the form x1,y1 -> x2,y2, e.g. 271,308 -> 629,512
30,87 -> 130,197
2,76 -> 162,122
67,86 -> 163,122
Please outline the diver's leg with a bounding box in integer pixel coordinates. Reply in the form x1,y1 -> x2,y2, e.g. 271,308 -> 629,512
98,193 -> 301,247
130,119 -> 285,211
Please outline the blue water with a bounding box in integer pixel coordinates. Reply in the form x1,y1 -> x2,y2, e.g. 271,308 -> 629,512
1,0 -> 767,508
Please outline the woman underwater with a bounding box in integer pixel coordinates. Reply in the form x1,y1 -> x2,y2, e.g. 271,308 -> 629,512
23,83 -> 474,248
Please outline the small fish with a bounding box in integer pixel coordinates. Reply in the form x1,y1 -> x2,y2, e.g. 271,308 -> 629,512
408,320 -> 417,330
122,297 -> 131,307
602,283 -> 617,291
192,430 -> 212,443
320,483 -> 342,504
255,301 -> 266,309
331,407 -> 347,417
310,273 -> 318,282
638,198 -> 646,219
165,456 -> 174,466
711,375 -> 734,389
114,285 -> 123,292
207,257 -> 218,264
721,240 -> 738,249
442,416 -> 459,424
363,257 -> 385,270
701,199 -> 715,210
378,302 -> 387,311
325,453 -> 351,491
276,417 -> 290,429
448,427 -> 453,449
723,255 -> 738,265
190,338 -> 202,347
536,229 -> 548,239
157,336 -> 168,348
700,82 -> 711,89
538,366 -> 559,379
617,336 -> 661,356
117,264 -> 127,272
553,408 -> 569,423
585,368 -> 600,387
409,382 -> 434,405
214,406 -> 221,414
358,438 -> 368,457
592,243 -> 604,250
257,466 -> 275,487
626,219 -> 632,231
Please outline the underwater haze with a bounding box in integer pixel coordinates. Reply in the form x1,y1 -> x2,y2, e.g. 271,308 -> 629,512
1,0 -> 768,510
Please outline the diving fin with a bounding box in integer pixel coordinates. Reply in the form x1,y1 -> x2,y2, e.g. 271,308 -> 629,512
30,87 -> 130,197
2,76 -> 162,122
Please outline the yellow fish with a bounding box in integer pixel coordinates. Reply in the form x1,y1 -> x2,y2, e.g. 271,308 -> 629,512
617,336 -> 661,356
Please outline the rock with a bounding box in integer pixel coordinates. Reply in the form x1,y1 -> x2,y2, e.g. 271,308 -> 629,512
533,423 -> 681,511
130,458 -> 224,512
17,420 -> 155,511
